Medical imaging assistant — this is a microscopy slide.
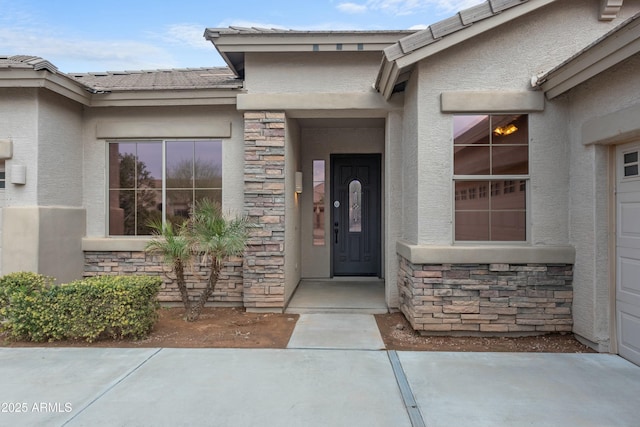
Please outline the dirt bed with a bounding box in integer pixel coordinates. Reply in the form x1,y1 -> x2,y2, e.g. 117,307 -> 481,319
1,308 -> 595,352
375,312 -> 595,353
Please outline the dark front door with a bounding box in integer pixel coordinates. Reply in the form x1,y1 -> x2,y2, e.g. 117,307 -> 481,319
331,154 -> 381,276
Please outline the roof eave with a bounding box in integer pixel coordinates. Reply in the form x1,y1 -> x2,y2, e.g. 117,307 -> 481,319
206,28 -> 415,80
204,29 -> 244,78
0,69 -> 91,105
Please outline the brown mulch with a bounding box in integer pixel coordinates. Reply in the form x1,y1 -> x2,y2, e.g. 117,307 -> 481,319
0,307 -> 299,349
1,308 -> 594,353
375,311 -> 596,353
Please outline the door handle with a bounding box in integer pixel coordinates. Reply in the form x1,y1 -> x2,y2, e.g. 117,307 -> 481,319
334,222 -> 339,244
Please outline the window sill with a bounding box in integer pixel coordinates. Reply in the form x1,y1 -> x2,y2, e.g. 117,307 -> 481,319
82,237 -> 152,252
396,240 -> 575,265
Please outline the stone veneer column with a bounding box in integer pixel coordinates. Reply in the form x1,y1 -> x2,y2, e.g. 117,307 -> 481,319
243,112 -> 286,311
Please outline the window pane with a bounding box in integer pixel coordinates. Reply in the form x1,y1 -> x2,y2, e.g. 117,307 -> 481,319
137,189 -> 162,234
109,189 -> 134,235
136,143 -> 162,188
166,141 -> 194,189
109,143 -> 136,189
492,180 -> 526,210
313,160 -> 325,246
349,179 -> 362,232
624,152 -> 638,164
455,181 -> 489,210
166,189 -> 193,226
455,211 -> 489,241
491,211 -> 526,241
491,115 -> 528,144
195,189 -> 222,206
492,146 -> 528,175
195,141 -> 222,189
454,115 -> 489,145
454,146 -> 490,175
625,165 -> 639,177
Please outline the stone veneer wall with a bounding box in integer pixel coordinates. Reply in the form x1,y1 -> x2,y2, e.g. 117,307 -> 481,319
243,112 -> 286,310
84,252 -> 244,304
398,255 -> 573,334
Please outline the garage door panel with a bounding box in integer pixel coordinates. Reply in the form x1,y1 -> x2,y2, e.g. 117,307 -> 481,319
619,199 -> 640,236
617,301 -> 640,366
618,194 -> 640,248
617,251 -> 640,308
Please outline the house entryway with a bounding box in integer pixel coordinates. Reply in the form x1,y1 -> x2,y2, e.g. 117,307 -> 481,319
285,279 -> 387,314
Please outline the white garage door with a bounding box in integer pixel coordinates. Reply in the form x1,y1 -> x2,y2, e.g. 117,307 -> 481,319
617,142 -> 640,366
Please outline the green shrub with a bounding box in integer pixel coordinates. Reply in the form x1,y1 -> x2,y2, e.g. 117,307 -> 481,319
2,274 -> 161,342
0,272 -> 54,321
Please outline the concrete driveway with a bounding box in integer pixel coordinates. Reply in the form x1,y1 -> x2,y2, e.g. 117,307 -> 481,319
1,348 -> 639,427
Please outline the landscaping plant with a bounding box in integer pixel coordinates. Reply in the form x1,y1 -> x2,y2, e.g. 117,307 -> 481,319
146,198 -> 249,321
0,273 -> 161,342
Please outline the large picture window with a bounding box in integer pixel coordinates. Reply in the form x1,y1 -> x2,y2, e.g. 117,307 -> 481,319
108,140 -> 222,236
453,114 -> 528,241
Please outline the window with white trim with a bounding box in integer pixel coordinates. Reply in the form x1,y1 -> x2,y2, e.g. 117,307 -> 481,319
453,114 -> 528,241
0,161 -> 5,189
108,140 -> 222,236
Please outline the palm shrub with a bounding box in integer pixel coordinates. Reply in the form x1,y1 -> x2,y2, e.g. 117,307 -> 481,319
146,220 -> 191,312
145,199 -> 249,322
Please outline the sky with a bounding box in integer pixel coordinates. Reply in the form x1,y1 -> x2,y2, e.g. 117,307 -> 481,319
0,0 -> 483,73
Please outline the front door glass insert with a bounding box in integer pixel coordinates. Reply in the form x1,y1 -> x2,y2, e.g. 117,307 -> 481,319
349,179 -> 362,232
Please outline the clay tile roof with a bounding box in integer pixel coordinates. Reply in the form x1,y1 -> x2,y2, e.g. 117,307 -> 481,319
68,67 -> 242,92
0,55 -> 58,73
388,0 -> 528,61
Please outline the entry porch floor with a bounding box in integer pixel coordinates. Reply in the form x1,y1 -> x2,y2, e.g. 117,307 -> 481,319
285,279 -> 387,314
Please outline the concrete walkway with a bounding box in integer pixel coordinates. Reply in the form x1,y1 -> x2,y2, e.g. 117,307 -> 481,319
287,313 -> 385,350
1,346 -> 640,426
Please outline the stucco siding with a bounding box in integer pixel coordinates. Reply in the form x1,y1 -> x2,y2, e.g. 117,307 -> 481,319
37,89 -> 84,207
284,117 -> 301,303
400,72 -> 419,244
0,88 -> 39,206
385,111 -> 404,307
245,52 -> 383,94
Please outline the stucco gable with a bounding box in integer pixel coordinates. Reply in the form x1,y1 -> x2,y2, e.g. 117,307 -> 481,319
376,0 -> 560,99
532,11 -> 640,99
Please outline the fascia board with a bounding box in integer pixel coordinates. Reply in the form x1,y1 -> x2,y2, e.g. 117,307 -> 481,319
213,32 -> 412,51
0,70 -> 90,105
43,73 -> 91,105
88,89 -> 241,107
375,59 -> 394,96
236,91 -> 401,113
542,18 -> 640,99
224,43 -> 395,52
382,63 -> 401,100
394,0 -> 557,71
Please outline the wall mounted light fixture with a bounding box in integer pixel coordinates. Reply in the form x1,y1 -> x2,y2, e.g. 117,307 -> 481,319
295,171 -> 303,194
10,164 -> 26,185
